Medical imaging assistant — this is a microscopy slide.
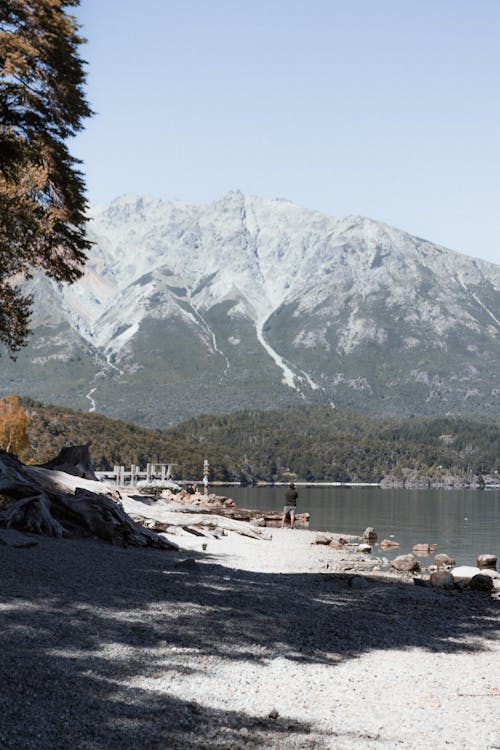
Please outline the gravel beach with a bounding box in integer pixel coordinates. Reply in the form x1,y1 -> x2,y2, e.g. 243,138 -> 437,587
1,526 -> 499,749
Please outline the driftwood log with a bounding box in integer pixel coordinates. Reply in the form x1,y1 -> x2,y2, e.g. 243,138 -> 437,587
158,490 -> 310,527
191,506 -> 310,527
129,511 -> 273,541
0,449 -> 177,550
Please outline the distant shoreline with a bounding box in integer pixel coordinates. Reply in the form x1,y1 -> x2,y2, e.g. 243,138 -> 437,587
211,481 -> 380,488
210,480 -> 500,490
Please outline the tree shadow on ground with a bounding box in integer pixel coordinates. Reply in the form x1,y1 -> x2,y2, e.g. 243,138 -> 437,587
0,537 -> 498,749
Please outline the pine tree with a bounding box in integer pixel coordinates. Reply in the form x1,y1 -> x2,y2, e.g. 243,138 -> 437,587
0,0 -> 92,351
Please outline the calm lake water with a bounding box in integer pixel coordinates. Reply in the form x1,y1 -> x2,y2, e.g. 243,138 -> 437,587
225,486 -> 500,568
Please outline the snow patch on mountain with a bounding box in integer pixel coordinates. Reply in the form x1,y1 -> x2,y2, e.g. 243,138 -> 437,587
86,387 -> 97,412
256,322 -> 297,390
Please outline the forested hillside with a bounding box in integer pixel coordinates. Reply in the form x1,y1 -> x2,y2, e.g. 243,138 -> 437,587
21,399 -> 217,480
169,408 -> 499,482
16,399 -> 500,483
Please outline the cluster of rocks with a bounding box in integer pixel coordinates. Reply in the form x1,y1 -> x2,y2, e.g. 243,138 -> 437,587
313,528 -> 499,598
400,554 -> 500,597
380,469 -> 500,490
314,527 -> 390,555
157,488 -> 235,509
313,531 -> 366,550
136,481 -> 237,509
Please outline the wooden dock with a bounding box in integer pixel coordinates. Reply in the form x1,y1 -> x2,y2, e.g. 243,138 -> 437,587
96,462 -> 175,486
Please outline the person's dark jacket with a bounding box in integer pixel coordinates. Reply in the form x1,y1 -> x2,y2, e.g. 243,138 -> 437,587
285,488 -> 298,506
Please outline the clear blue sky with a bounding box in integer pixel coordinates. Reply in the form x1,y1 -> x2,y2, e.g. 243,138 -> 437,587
73,0 -> 500,265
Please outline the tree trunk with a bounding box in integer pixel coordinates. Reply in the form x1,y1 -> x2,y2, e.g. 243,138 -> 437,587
0,449 -> 177,550
37,443 -> 98,480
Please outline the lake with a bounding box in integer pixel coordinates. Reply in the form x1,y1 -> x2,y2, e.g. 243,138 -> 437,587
224,485 -> 500,567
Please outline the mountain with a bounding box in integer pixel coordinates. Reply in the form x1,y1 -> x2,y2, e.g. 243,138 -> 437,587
2,191 -> 499,426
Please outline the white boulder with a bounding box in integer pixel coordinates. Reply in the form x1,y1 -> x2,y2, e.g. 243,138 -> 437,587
451,566 -> 481,582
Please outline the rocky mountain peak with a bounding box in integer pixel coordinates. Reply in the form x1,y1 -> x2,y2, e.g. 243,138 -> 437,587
2,193 -> 499,426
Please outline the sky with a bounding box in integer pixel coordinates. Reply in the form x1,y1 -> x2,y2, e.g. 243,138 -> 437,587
72,0 -> 500,265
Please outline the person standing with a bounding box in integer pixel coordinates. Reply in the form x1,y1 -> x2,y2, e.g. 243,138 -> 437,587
281,482 -> 298,528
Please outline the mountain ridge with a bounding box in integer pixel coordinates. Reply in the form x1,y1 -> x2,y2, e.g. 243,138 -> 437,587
2,191 -> 499,425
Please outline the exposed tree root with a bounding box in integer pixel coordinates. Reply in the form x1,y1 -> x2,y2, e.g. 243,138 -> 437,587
0,449 -> 177,549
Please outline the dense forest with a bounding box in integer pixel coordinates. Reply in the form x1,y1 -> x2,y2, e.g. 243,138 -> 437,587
11,398 -> 500,484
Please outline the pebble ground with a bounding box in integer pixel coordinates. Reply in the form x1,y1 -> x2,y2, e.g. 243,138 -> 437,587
0,530 -> 499,749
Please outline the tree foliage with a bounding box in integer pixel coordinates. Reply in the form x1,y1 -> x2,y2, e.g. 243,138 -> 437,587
0,392 -> 29,453
0,0 -> 92,351
19,399 -> 500,483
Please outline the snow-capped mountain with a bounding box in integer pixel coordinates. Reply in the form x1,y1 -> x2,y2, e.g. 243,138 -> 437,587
2,191 -> 499,426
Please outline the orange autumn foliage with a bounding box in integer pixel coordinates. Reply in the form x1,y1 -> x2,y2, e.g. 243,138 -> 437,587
0,393 -> 30,455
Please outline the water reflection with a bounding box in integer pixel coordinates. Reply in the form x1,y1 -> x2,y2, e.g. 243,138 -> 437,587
226,486 -> 500,567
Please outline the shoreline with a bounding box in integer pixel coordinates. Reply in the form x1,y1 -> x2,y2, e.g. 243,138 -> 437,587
122,492 -> 499,590
121,486 -> 499,572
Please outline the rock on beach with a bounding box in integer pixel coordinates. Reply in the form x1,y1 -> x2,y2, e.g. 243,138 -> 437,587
390,554 -> 421,573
